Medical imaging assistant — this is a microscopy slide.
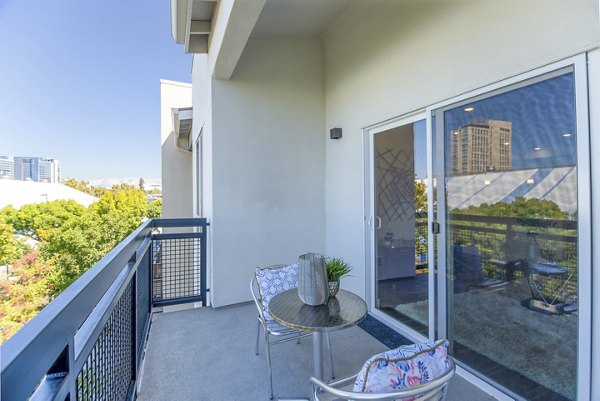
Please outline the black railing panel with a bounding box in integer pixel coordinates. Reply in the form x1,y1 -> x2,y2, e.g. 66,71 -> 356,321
76,280 -> 134,401
151,220 -> 208,307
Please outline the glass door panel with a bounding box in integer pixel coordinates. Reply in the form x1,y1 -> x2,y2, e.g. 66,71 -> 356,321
437,69 -> 579,400
373,119 -> 429,336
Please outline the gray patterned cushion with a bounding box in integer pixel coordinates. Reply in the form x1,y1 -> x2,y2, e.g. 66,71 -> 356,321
255,263 -> 298,321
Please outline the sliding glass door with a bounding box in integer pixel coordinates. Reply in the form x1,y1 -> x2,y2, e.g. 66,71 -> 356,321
369,115 -> 431,337
433,59 -> 590,400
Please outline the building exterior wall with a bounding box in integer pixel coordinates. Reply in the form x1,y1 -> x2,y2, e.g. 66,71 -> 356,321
450,120 -> 512,175
160,80 -> 193,219
180,0 -> 600,396
0,156 -> 14,179
207,38 -> 326,307
11,157 -> 60,182
322,0 -> 600,297
38,158 -> 61,183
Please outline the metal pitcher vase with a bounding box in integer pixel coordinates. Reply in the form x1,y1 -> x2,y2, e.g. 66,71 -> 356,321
297,252 -> 329,306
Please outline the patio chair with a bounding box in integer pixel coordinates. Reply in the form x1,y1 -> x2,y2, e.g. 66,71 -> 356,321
251,263 -> 335,400
453,244 -> 506,292
310,340 -> 455,401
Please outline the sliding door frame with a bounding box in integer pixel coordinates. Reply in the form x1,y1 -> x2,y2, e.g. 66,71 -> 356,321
363,110 -> 434,343
426,53 -> 591,400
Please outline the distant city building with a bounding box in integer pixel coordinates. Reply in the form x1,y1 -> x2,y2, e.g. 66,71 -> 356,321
11,157 -> 61,183
450,120 -> 512,175
0,156 -> 14,179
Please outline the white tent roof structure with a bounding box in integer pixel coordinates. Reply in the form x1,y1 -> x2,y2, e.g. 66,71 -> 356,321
0,180 -> 97,209
447,166 -> 577,214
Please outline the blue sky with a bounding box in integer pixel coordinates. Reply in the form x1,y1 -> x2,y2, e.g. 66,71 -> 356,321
0,0 -> 191,180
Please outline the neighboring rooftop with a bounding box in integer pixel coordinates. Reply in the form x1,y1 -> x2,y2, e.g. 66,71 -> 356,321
0,180 -> 97,209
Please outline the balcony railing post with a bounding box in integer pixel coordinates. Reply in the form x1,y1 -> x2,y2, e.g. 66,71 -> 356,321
200,226 -> 208,307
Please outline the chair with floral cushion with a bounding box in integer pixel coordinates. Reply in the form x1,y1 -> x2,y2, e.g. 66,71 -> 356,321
251,263 -> 335,400
310,339 -> 455,401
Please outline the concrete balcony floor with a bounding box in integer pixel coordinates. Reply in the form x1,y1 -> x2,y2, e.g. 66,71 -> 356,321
137,303 -> 497,401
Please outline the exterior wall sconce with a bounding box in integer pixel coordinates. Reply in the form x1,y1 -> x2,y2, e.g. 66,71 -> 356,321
330,127 -> 342,139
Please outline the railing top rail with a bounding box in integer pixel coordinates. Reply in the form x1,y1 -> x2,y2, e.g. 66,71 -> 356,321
152,217 -> 209,228
448,213 -> 577,230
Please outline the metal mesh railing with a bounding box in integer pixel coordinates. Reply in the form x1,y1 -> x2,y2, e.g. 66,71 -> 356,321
447,213 -> 578,300
151,226 -> 207,307
136,250 -> 151,369
76,281 -> 134,401
2,218 -> 209,401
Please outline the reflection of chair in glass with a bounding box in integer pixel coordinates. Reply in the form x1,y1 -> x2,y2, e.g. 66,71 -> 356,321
311,340 -> 455,401
453,244 -> 506,291
527,262 -> 572,313
487,233 -> 530,282
251,264 -> 335,400
502,232 -> 574,313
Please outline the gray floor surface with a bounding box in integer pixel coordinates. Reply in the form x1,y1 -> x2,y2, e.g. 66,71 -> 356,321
137,303 -> 497,401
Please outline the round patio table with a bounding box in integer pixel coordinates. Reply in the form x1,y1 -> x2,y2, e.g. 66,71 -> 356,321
268,289 -> 367,382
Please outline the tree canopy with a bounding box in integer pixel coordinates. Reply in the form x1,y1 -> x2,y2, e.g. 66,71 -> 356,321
0,185 -> 161,342
456,197 -> 569,220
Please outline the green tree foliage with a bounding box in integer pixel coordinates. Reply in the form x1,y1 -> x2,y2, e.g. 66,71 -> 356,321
0,252 -> 54,342
456,197 -> 569,220
62,177 -> 106,197
146,198 -> 162,219
1,200 -> 86,241
0,185 -> 158,342
0,221 -> 25,266
414,180 -> 427,213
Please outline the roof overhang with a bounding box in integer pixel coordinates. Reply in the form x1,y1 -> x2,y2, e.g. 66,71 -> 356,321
172,107 -> 193,151
170,0 -> 217,53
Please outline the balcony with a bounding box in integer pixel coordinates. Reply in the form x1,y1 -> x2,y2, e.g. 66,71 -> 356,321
1,218 -> 493,401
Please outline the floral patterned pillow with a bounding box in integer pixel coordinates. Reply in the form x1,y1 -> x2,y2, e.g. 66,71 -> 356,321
353,340 -> 450,397
255,264 -> 298,320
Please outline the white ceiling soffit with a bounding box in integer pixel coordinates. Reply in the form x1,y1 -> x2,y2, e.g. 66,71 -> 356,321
250,0 -> 352,38
172,107 -> 193,151
211,0 -> 267,80
170,0 -> 217,54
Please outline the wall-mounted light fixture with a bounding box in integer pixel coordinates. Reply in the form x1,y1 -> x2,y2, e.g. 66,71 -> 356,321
330,127 -> 342,139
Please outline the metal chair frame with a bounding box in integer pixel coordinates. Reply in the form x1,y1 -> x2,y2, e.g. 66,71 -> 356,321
251,265 -> 335,400
310,357 -> 455,401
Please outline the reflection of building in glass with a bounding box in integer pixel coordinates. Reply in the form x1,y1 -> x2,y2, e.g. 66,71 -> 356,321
450,119 -> 512,175
13,156 -> 61,183
0,156 -> 14,179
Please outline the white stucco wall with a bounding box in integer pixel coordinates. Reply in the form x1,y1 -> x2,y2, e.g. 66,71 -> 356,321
322,0 -> 600,298
160,80 -> 193,218
191,55 -> 212,219
209,38 -> 326,307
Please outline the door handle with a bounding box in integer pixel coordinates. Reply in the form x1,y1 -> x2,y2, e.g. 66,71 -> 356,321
375,216 -> 382,230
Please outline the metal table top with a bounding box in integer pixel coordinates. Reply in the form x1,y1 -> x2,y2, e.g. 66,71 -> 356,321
529,262 -> 567,275
269,289 -> 367,333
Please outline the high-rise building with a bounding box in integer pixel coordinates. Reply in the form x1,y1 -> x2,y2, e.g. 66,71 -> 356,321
450,119 -> 512,175
39,158 -> 61,183
12,157 -> 61,183
0,156 -> 14,179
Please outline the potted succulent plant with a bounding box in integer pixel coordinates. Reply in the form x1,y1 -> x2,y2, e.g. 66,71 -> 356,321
325,257 -> 352,298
